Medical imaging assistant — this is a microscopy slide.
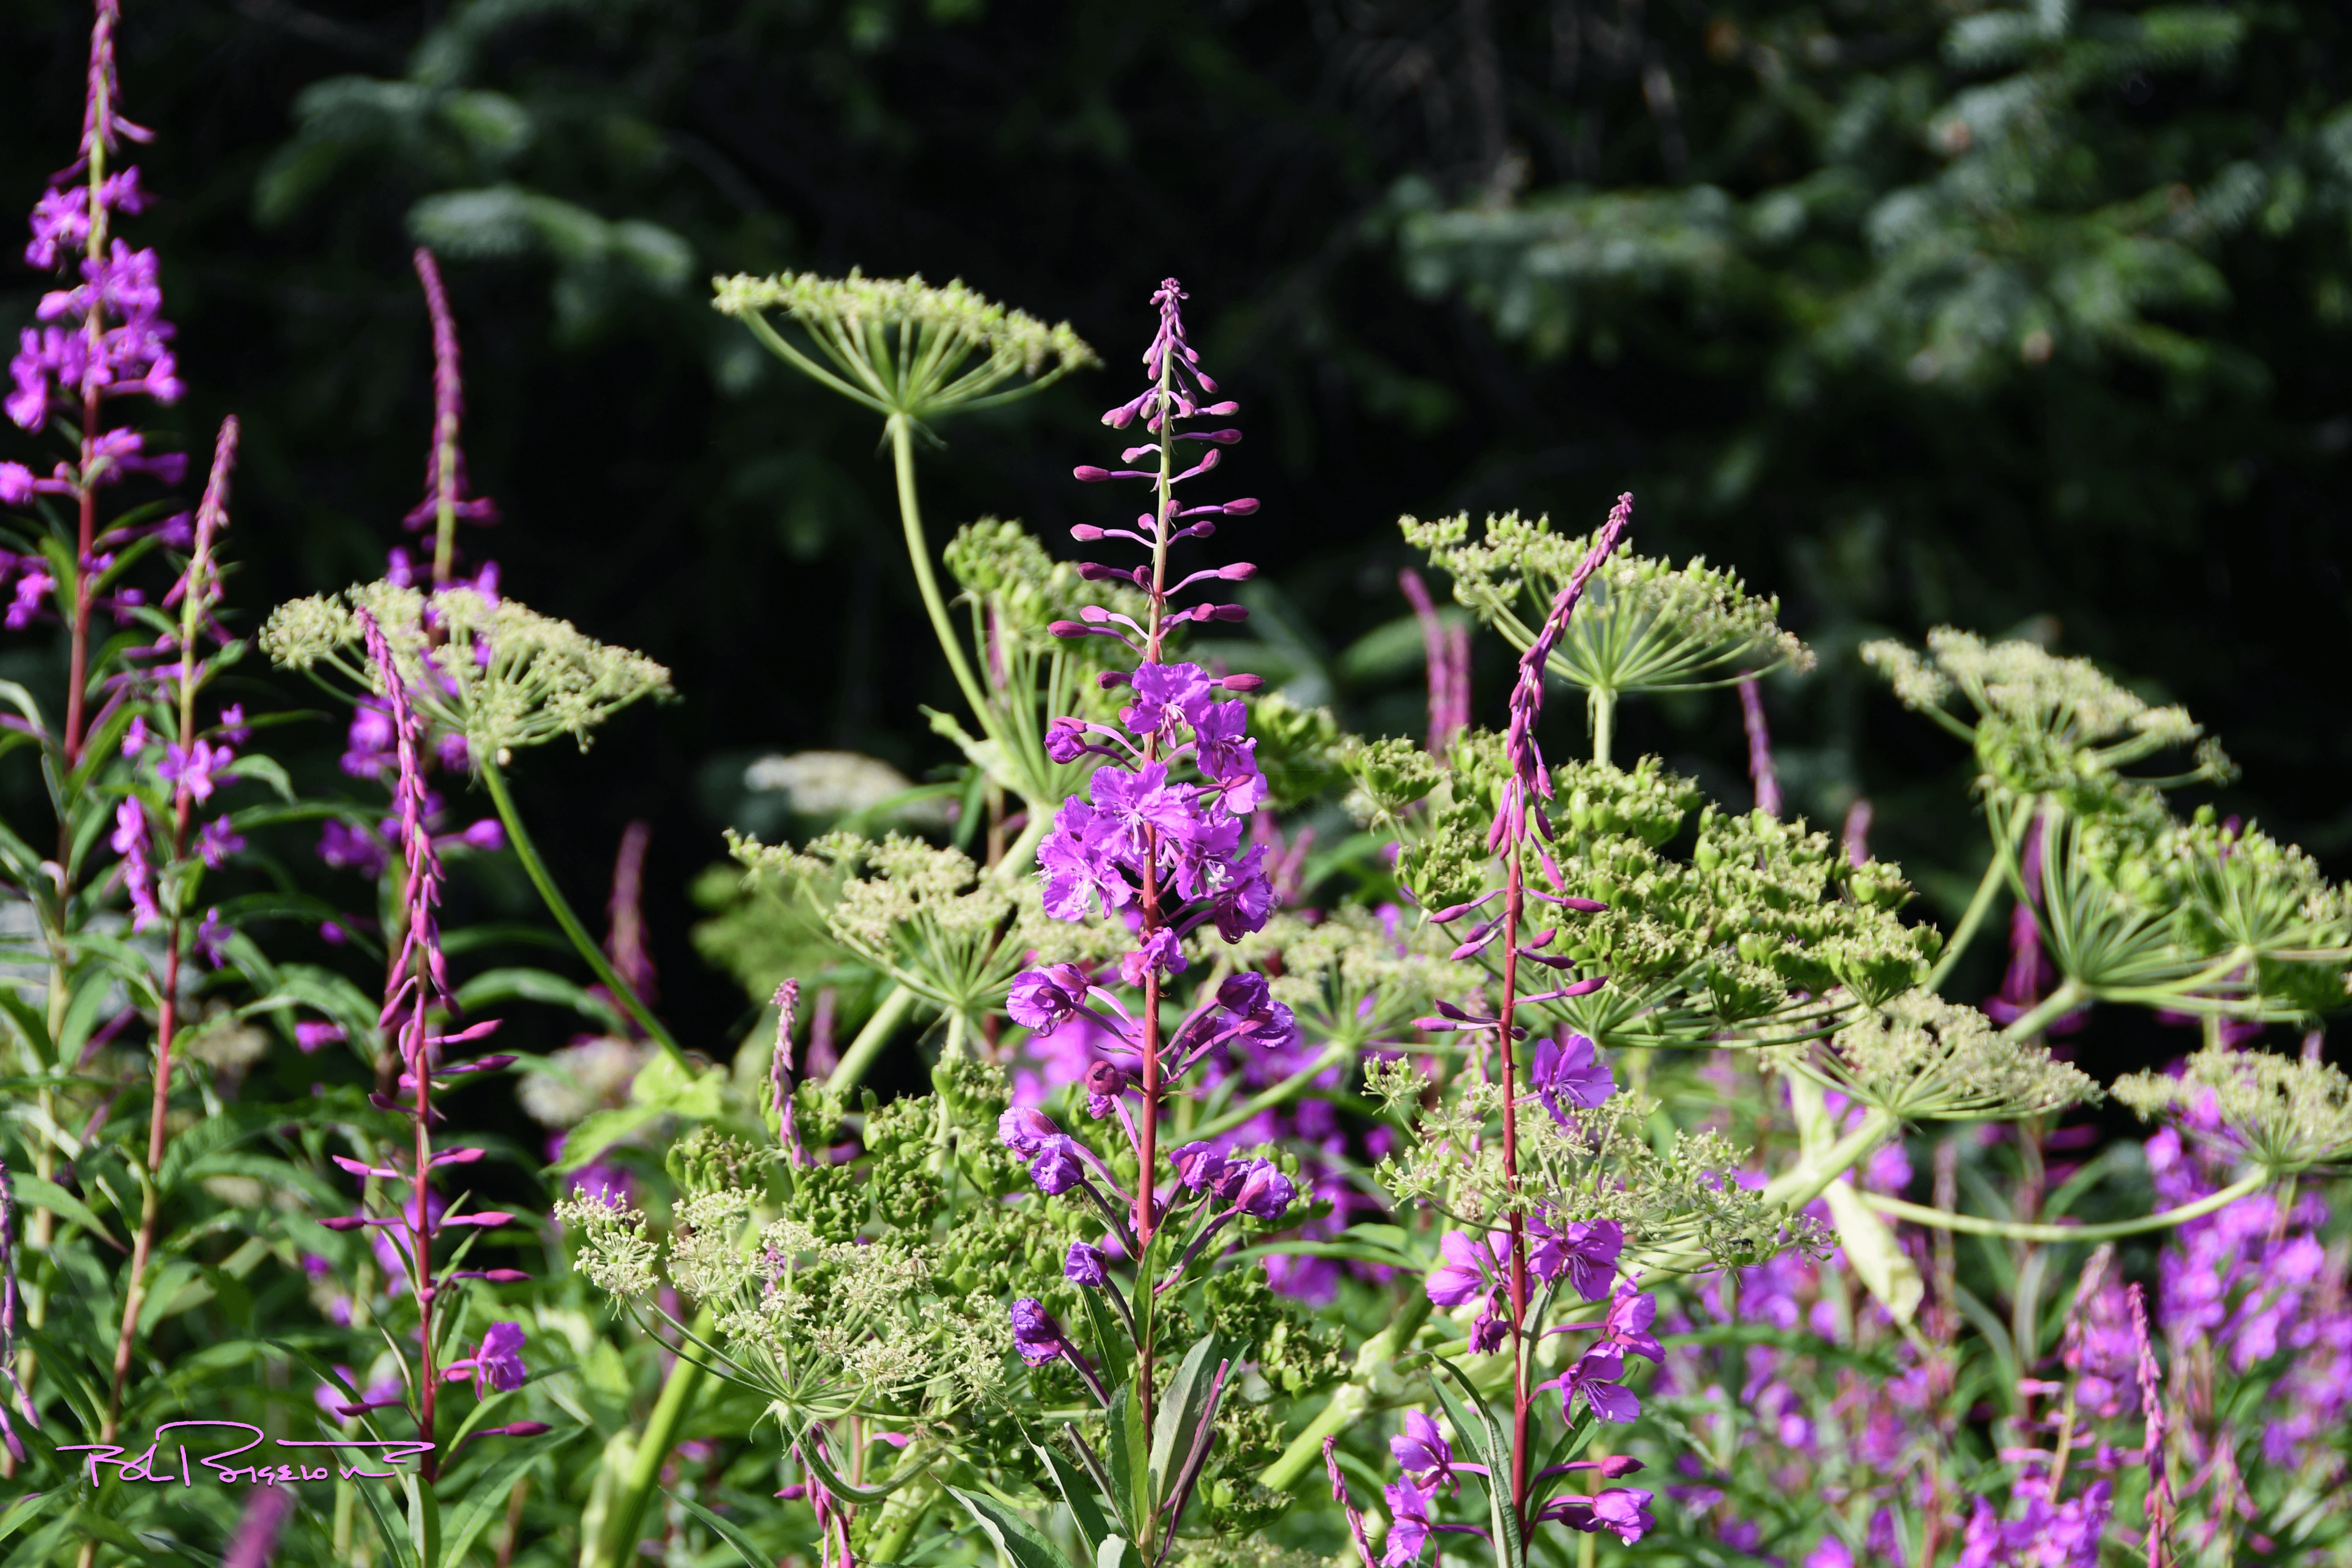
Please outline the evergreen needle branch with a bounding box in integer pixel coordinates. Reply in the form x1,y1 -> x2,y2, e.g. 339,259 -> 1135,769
479,757 -> 688,1072
1855,1172 -> 2269,1241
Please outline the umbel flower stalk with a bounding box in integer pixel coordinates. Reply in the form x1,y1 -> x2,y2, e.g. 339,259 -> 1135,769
712,271 -> 1095,749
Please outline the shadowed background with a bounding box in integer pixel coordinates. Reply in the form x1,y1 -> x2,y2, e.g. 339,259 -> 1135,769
4,0 -> 2347,1083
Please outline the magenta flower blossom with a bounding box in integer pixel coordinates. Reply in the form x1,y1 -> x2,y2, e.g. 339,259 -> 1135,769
1171,1141 -> 1229,1191
1530,1032 -> 1614,1121
1064,1240 -> 1109,1287
156,737 -> 233,804
1380,1477 -> 1434,1567
1535,1487 -> 1656,1545
109,797 -> 158,930
194,816 -> 243,869
295,1021 -> 346,1054
1010,1298 -> 1074,1366
997,1106 -> 1064,1158
5,568 -> 53,630
318,818 -> 390,878
1526,1215 -> 1623,1299
447,1321 -> 529,1393
1426,1230 -> 1508,1308
1490,495 -> 1631,855
1027,1138 -> 1086,1196
1389,1410 -> 1457,1489
1007,964 -> 1089,1030
1228,1159 -> 1296,1220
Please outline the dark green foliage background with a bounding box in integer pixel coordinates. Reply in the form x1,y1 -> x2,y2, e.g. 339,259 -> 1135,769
4,0 -> 2347,1072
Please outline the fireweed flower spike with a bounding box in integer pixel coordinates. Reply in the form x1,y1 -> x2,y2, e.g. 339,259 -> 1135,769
103,416 -> 239,1432
10,0 -> 181,762
314,608 -> 521,1480
405,248 -> 499,586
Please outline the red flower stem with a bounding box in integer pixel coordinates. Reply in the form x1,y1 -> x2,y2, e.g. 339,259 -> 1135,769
1497,847 -> 1531,1532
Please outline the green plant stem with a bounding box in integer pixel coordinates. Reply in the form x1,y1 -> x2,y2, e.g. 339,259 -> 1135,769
827,985 -> 917,1092
1589,687 -> 1615,767
1997,980 -> 2087,1043
1858,1172 -> 2268,1241
1925,850 -> 2007,995
584,1318 -> 710,1568
479,757 -> 688,1072
887,414 -> 993,729
1188,1043 -> 1352,1142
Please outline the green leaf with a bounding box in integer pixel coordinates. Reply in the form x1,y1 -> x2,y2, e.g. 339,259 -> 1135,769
13,1175 -> 122,1250
407,1472 -> 441,1568
229,752 -> 298,803
0,990 -> 53,1073
1095,1536 -> 1138,1568
945,1485 -> 1081,1568
1075,1282 -> 1133,1395
1820,1177 -> 1924,1325
667,1487 -> 775,1568
441,1428 -> 579,1567
1148,1331 -> 1224,1505
1429,1356 -> 1524,1568
455,967 -> 628,1030
1103,1383 -> 1148,1541
553,1106 -> 663,1172
798,1429 -> 916,1505
1034,1441 -> 1113,1560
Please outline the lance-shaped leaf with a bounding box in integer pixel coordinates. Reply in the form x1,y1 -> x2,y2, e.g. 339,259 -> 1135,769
947,1485 -> 1085,1568
1429,1355 -> 1525,1568
1147,1332 -> 1225,1511
1035,1440 -> 1116,1560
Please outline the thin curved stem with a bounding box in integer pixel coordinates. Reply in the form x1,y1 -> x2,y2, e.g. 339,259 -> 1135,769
887,415 -> 993,728
1997,980 -> 2087,1043
1857,1172 -> 2268,1241
826,985 -> 917,1093
478,757 -> 687,1071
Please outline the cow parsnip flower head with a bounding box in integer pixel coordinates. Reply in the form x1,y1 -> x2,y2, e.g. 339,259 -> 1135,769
1861,628 -> 2233,805
1404,509 -> 1812,700
713,269 -> 1097,421
1811,989 -> 2100,1122
261,580 -> 675,757
2114,1045 -> 2352,1176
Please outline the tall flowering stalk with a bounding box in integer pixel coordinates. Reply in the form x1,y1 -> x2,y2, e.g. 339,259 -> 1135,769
1473,495 -> 1625,1523
948,278 -> 1291,1561
318,610 -> 531,1484
1399,567 -> 1470,754
406,246 -> 498,588
101,416 -> 237,1432
5,0 -> 178,764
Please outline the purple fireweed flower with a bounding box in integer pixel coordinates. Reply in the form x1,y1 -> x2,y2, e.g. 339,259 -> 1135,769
1124,661 -> 1212,740
1536,1488 -> 1655,1546
1427,1230 -> 1508,1307
1219,972 -> 1271,1015
1738,675 -> 1781,819
1008,964 -> 1089,1030
1491,495 -> 1631,855
1380,1477 -> 1435,1568
318,818 -> 390,878
109,797 -> 159,930
1530,1033 -> 1614,1122
156,737 -> 233,804
191,908 -> 229,968
403,249 -> 500,544
195,815 -> 243,869
1065,1240 -> 1110,1287
454,817 -> 503,852
295,1021 -> 346,1054
1230,1160 -> 1296,1220
1028,1137 -> 1086,1195
6,567 -> 52,629
341,700 -> 396,777
998,1106 -> 1064,1159
1171,1142 -> 1229,1191
445,1321 -> 528,1393
1390,1410 -> 1455,1489
1557,1345 -> 1641,1423
1118,927 -> 1187,985
1009,1298 -> 1074,1366
1527,1216 -> 1623,1299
